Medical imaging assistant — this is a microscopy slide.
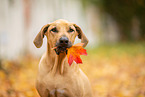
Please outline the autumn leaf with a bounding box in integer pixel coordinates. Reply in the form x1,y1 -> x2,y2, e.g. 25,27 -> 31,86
67,43 -> 87,66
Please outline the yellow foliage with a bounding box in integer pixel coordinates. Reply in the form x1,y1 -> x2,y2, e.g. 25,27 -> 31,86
0,43 -> 145,97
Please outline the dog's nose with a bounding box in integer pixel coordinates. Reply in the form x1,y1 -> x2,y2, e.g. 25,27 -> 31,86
59,37 -> 69,44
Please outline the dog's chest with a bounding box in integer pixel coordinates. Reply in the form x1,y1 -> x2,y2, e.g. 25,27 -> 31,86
42,72 -> 84,96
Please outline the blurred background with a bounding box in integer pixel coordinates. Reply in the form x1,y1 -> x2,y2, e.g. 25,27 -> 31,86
0,0 -> 145,97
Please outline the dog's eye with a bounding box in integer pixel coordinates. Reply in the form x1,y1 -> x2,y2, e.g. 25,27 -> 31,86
68,28 -> 74,33
51,27 -> 58,33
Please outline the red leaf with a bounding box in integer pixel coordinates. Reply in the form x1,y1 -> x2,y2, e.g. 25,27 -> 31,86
67,43 -> 87,66
68,54 -> 73,66
74,55 -> 82,64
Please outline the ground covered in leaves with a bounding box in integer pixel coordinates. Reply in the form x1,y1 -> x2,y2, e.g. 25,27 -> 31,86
0,42 -> 145,97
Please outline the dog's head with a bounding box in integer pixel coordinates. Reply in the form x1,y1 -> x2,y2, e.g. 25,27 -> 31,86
33,19 -> 88,55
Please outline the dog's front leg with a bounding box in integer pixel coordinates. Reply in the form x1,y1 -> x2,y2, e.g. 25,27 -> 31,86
36,82 -> 50,97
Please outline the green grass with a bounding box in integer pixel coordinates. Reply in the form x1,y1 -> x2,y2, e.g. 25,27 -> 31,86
87,42 -> 145,56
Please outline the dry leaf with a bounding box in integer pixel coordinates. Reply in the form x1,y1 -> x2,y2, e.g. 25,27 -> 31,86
67,43 -> 87,66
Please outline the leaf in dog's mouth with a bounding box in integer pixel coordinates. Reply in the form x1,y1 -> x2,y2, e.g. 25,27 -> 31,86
66,43 -> 87,66
52,43 -> 87,66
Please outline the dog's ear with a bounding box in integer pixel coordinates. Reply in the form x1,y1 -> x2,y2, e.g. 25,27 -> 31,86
74,24 -> 89,48
33,24 -> 50,48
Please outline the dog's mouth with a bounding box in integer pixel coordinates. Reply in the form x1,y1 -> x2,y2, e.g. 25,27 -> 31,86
54,42 -> 72,55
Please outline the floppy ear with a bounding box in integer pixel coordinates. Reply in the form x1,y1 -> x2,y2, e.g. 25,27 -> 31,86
74,24 -> 89,48
33,24 -> 50,48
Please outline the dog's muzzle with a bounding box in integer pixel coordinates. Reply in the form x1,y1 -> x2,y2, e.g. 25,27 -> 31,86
55,36 -> 72,55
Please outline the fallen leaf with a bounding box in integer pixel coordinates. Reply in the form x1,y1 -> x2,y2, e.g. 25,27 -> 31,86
67,43 -> 87,66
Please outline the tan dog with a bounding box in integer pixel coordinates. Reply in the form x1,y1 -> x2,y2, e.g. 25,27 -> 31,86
33,19 -> 93,97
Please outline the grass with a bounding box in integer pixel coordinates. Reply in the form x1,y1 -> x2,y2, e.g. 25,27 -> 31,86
0,42 -> 145,97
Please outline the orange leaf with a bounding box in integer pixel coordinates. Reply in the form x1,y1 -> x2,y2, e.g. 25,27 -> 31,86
67,43 -> 87,66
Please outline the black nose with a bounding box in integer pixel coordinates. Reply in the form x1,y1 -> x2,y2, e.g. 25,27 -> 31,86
59,37 -> 69,44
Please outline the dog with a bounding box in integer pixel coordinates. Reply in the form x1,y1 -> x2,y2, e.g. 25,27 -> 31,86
33,19 -> 93,97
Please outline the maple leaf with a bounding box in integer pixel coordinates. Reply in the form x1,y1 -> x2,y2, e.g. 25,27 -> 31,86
67,43 -> 87,66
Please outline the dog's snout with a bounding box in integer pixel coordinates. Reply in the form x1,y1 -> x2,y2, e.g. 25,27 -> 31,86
59,37 -> 69,44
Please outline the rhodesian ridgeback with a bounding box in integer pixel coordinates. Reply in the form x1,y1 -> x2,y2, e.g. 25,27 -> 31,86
33,19 -> 93,97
